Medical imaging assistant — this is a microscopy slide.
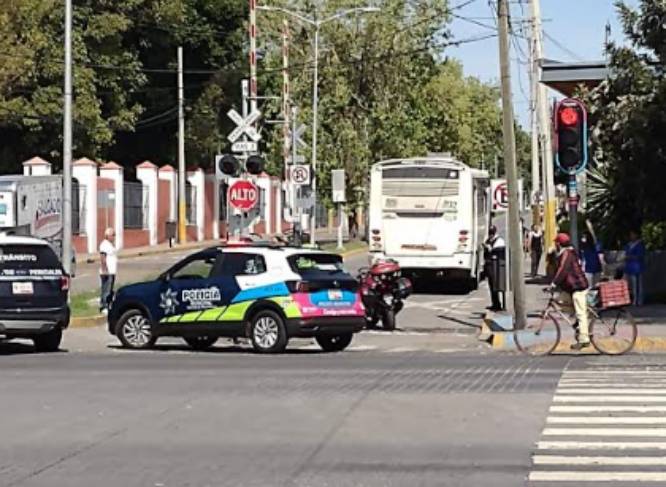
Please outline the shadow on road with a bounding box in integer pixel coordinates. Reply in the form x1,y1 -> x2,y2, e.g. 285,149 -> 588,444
0,340 -> 68,356
106,343 -> 325,355
411,279 -> 473,296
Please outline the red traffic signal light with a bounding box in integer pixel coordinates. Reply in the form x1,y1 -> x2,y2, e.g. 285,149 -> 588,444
559,107 -> 579,126
555,99 -> 588,173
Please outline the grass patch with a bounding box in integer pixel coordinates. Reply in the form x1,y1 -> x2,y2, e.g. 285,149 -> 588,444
71,291 -> 99,318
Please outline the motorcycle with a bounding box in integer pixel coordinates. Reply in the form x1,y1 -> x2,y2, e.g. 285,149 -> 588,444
357,259 -> 412,331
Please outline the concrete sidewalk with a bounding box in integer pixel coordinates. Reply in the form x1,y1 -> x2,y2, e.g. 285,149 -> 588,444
481,271 -> 666,352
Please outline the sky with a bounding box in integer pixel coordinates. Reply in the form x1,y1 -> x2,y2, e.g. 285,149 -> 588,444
447,0 -> 638,128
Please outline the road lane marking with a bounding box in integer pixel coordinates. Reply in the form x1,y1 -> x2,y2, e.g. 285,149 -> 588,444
557,388 -> 666,394
543,428 -> 666,437
533,455 -> 666,465
529,471 -> 666,482
554,395 -> 666,403
548,416 -> 666,424
550,405 -> 666,413
537,441 -> 666,450
563,371 -> 666,375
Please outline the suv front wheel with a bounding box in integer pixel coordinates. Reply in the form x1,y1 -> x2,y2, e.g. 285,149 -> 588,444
33,327 -> 62,353
116,309 -> 157,349
249,310 -> 288,354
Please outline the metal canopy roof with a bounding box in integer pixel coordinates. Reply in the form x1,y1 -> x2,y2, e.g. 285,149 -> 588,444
540,59 -> 609,97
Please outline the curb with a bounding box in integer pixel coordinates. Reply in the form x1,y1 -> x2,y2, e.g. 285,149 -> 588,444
78,241 -> 214,265
489,330 -> 666,353
70,314 -> 106,329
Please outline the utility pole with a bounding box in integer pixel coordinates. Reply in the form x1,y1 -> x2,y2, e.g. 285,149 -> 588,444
498,0 -> 527,329
292,106 -> 302,245
530,0 -> 556,253
309,24 -> 320,246
282,20 -> 292,226
528,15 -> 540,225
62,0 -> 73,275
177,47 -> 187,244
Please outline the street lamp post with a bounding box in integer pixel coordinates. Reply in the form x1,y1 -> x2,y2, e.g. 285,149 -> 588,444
257,5 -> 379,245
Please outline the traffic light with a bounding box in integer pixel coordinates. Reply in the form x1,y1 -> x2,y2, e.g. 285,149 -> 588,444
245,155 -> 265,175
217,154 -> 240,178
555,98 -> 588,173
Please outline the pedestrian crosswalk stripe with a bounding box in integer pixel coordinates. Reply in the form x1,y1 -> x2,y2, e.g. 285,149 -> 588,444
558,382 -> 666,387
533,455 -> 666,465
529,471 -> 666,482
557,388 -> 666,394
551,405 -> 666,413
543,427 -> 666,437
548,416 -> 666,424
554,395 -> 666,403
563,371 -> 666,375
537,441 -> 666,450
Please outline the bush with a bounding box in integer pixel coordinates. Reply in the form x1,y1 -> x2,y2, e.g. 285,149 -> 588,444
642,221 -> 666,251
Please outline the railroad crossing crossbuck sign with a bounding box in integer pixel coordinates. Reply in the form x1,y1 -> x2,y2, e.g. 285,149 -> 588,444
227,109 -> 261,143
290,165 -> 310,186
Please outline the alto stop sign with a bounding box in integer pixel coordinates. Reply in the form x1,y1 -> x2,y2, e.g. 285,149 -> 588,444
228,180 -> 259,211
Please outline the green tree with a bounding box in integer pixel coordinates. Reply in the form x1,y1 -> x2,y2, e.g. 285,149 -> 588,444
584,0 -> 666,244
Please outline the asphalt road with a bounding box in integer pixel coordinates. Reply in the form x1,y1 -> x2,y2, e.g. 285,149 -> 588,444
0,350 -> 569,487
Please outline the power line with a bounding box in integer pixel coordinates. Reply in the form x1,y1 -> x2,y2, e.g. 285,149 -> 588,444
543,30 -> 585,61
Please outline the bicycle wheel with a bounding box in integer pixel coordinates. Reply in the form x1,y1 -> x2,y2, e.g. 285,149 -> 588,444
515,312 -> 561,356
590,308 -> 637,355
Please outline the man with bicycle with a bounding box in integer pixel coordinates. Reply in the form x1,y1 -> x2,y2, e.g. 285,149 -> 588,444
551,233 -> 590,350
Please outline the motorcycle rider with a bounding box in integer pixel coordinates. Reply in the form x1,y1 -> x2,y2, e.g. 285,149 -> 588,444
551,232 -> 590,350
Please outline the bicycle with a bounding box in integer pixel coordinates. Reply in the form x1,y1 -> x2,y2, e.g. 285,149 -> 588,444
514,288 -> 637,356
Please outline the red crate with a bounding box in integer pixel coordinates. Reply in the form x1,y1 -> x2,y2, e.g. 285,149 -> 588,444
598,279 -> 631,308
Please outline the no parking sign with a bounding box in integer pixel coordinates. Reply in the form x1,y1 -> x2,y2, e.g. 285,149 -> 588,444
491,179 -> 524,212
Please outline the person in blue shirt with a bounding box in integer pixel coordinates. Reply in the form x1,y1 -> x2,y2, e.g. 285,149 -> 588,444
624,230 -> 646,306
580,231 -> 605,287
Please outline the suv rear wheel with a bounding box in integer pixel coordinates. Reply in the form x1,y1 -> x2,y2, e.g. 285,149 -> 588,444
316,333 -> 353,352
33,327 -> 62,353
116,309 -> 156,349
249,310 -> 287,354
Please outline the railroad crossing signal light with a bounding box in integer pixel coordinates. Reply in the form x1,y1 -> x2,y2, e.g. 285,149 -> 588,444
555,98 -> 588,173
217,154 -> 240,177
245,155 -> 264,175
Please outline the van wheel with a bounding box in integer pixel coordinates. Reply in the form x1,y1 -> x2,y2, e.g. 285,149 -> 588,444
184,336 -> 217,351
116,309 -> 156,349
33,327 -> 62,353
249,310 -> 288,354
316,333 -> 353,352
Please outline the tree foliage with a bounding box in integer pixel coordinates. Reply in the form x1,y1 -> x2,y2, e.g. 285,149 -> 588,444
584,0 -> 666,245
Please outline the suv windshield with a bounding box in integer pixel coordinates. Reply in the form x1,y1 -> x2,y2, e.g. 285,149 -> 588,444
287,253 -> 346,277
0,244 -> 61,274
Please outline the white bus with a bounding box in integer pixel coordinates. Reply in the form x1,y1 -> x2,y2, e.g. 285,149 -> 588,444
368,156 -> 490,287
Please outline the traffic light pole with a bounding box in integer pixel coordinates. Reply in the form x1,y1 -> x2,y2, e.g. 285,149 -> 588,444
568,175 -> 579,252
498,0 -> 527,329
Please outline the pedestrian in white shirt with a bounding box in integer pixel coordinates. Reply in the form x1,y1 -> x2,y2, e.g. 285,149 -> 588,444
99,227 -> 117,314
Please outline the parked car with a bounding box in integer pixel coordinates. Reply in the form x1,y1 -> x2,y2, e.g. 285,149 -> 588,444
107,244 -> 365,353
0,234 -> 70,352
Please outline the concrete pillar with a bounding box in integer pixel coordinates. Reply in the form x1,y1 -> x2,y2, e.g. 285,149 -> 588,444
158,165 -> 177,221
99,162 -> 124,250
205,172 -> 220,240
22,157 -> 52,176
136,161 -> 158,246
72,157 -> 98,254
274,178 -> 283,235
187,167 -> 205,241
256,175 -> 272,235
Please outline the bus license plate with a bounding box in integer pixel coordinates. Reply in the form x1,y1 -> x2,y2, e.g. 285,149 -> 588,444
12,282 -> 33,295
328,290 -> 343,301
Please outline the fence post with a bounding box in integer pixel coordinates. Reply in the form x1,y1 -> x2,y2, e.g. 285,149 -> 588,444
136,161 -> 158,246
187,167 -> 205,242
72,158 -> 98,255
99,162 -> 124,250
22,157 -> 52,176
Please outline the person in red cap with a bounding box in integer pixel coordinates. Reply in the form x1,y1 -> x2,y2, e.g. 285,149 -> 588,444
552,232 -> 590,350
